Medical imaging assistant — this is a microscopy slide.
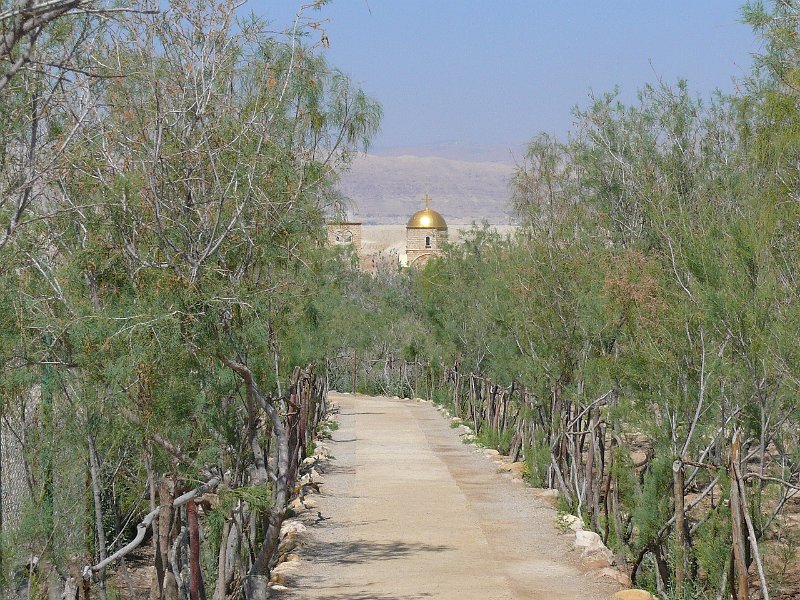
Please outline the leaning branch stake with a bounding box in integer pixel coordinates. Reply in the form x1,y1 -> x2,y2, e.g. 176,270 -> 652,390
81,477 -> 220,581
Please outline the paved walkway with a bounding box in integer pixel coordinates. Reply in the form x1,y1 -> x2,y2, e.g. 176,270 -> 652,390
282,393 -> 618,600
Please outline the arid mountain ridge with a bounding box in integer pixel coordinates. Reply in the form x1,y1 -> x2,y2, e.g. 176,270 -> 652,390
337,149 -> 518,225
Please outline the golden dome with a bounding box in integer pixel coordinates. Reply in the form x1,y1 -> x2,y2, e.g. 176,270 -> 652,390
407,195 -> 447,230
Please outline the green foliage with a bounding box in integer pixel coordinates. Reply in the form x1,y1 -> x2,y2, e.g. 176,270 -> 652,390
207,485 -> 273,552
694,501 -> 733,591
476,428 -> 513,455
523,434 -> 550,488
429,387 -> 453,412
609,446 -> 637,512
632,456 -> 674,551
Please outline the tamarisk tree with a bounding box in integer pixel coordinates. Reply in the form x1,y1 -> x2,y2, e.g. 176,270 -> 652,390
0,0 -> 379,596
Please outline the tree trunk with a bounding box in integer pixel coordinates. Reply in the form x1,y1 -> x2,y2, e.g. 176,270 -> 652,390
214,519 -> 231,600
602,442 -> 615,545
582,415 -> 595,527
249,414 -> 289,579
653,544 -> 670,597
87,436 -> 108,600
146,443 -> 162,600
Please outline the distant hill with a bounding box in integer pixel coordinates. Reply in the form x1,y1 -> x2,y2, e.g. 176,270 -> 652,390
373,141 -> 525,164
337,153 -> 517,224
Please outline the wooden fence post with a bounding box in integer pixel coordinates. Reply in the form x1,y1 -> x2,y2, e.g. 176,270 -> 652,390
732,446 -> 770,600
188,499 -> 203,600
673,458 -> 685,597
158,477 -> 178,600
351,349 -> 357,393
730,435 -> 748,600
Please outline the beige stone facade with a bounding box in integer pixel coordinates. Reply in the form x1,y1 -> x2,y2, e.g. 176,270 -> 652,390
327,222 -> 362,253
406,227 -> 447,267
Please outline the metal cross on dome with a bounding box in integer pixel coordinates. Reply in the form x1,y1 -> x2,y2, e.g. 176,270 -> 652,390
423,193 -> 431,209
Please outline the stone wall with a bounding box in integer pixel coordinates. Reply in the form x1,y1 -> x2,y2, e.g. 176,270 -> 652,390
326,223 -> 362,253
406,227 -> 447,266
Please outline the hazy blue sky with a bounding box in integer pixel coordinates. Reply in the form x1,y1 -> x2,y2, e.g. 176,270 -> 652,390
266,1 -> 757,156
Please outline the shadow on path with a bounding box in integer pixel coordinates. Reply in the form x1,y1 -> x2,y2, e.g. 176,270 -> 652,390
286,590 -> 433,600
286,592 -> 433,600
311,462 -> 355,476
303,540 -> 451,565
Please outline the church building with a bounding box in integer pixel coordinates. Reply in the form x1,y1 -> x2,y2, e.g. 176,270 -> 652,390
327,194 -> 448,271
401,194 -> 448,267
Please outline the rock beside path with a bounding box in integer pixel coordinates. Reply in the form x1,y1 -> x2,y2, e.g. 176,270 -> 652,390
575,530 -> 615,565
601,567 -> 632,587
614,590 -> 655,600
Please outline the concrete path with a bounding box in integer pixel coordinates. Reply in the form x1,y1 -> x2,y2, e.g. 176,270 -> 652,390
282,393 -> 619,600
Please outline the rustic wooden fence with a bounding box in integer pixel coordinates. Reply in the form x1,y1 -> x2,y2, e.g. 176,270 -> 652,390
329,353 -> 788,599
74,365 -> 329,600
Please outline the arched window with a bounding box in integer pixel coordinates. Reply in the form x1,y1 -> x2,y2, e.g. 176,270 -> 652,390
425,235 -> 431,248
335,229 -> 353,244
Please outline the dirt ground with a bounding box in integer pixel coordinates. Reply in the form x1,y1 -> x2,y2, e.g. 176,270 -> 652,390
280,393 -> 620,600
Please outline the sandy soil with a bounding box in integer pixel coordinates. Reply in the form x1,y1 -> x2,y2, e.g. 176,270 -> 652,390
280,393 -> 619,599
